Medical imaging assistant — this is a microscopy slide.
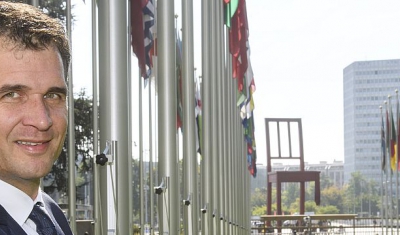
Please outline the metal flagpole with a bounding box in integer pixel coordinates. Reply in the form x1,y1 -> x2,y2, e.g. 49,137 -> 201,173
149,6 -> 157,233
384,100 -> 390,234
91,0 -> 101,234
112,0 -> 130,233
380,106 -> 385,235
98,0 -> 131,234
216,0 -> 226,233
238,122 -> 241,235
139,71 -> 145,235
201,0 -> 213,234
210,0 -> 221,233
225,32 -> 235,235
157,1 -> 179,234
238,88 -> 242,235
66,0 -> 77,233
226,35 -> 233,235
182,0 -> 198,233
236,118 -> 240,235
247,165 -> 251,233
220,14 -> 229,235
396,90 -> 400,235
230,58 -> 235,235
239,120 -> 244,235
97,0 -> 110,233
127,2 -> 133,234
389,96 -> 394,231
241,128 -> 245,234
29,0 -> 39,7
148,77 -> 154,235
232,81 -> 239,235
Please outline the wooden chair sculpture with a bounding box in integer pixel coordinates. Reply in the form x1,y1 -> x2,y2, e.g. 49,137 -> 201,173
265,118 -> 320,218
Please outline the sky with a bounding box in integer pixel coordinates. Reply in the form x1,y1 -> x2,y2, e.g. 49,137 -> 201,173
70,0 -> 400,166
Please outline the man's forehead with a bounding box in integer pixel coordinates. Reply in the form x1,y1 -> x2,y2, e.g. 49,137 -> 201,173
0,47 -> 66,82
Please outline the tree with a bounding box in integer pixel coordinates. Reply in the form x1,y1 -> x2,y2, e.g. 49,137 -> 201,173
132,159 -> 140,223
251,187 -> 267,209
320,185 -> 344,213
343,171 -> 380,215
252,206 -> 267,216
316,205 -> 339,214
282,183 -> 299,209
251,170 -> 381,217
250,186 -> 280,215
320,173 -> 333,190
8,0 -> 69,23
43,89 -> 94,201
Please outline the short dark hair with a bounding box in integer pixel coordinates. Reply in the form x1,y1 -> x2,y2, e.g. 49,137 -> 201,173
0,1 -> 71,78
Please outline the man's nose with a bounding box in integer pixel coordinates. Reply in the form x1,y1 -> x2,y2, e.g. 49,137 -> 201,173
22,96 -> 53,130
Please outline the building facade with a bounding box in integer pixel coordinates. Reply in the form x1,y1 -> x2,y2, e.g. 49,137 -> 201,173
272,160 -> 345,189
251,160 -> 344,192
343,59 -> 400,183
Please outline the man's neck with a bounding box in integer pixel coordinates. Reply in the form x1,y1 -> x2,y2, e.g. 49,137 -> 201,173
0,175 -> 40,200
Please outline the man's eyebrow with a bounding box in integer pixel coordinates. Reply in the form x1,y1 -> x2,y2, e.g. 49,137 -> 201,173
0,84 -> 29,93
0,84 -> 68,96
48,86 -> 68,96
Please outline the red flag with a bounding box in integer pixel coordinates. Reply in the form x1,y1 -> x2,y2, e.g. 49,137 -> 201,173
229,0 -> 248,93
390,105 -> 397,171
397,96 -> 400,170
131,0 -> 148,78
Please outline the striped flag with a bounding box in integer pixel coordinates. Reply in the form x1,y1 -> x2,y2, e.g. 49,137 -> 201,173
397,95 -> 400,170
131,0 -> 155,80
390,105 -> 397,171
143,0 -> 155,79
381,114 -> 386,171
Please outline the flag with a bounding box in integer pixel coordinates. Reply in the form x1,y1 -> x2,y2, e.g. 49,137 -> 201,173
131,0 -> 155,80
386,109 -> 389,145
381,114 -> 386,171
143,0 -> 155,78
397,95 -> 400,170
246,116 -> 257,177
131,0 -> 146,78
195,75 -> 202,155
223,0 -> 239,27
241,48 -> 257,177
390,105 -> 397,171
176,29 -> 183,131
226,0 -> 257,177
228,0 -> 248,94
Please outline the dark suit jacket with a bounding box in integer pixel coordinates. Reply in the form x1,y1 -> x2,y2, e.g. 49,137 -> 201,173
0,193 -> 73,235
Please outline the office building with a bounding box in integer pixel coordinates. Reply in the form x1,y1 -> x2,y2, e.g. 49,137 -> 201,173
343,59 -> 400,183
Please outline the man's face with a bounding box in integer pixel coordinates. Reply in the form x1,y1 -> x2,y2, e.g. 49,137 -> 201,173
0,44 -> 67,186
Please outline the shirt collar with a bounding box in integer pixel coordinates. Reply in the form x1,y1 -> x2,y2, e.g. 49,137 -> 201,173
0,179 -> 40,226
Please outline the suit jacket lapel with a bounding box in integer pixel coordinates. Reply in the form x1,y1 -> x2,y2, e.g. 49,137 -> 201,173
42,194 -> 73,235
0,205 -> 27,235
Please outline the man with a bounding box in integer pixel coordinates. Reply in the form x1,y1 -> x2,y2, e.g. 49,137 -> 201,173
0,1 -> 73,235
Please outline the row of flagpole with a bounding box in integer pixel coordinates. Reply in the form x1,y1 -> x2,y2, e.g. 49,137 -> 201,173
380,90 -> 400,234
40,0 -> 257,234
135,0 -> 256,234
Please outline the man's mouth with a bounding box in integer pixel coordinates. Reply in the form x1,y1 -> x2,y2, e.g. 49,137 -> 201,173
17,141 -> 44,146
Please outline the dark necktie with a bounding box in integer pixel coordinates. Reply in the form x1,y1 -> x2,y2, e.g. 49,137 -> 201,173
28,203 -> 57,235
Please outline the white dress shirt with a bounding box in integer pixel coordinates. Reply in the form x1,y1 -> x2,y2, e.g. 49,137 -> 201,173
0,179 -> 49,235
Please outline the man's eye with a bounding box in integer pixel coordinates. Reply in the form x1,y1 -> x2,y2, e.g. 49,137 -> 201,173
3,92 -> 20,98
44,93 -> 62,100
